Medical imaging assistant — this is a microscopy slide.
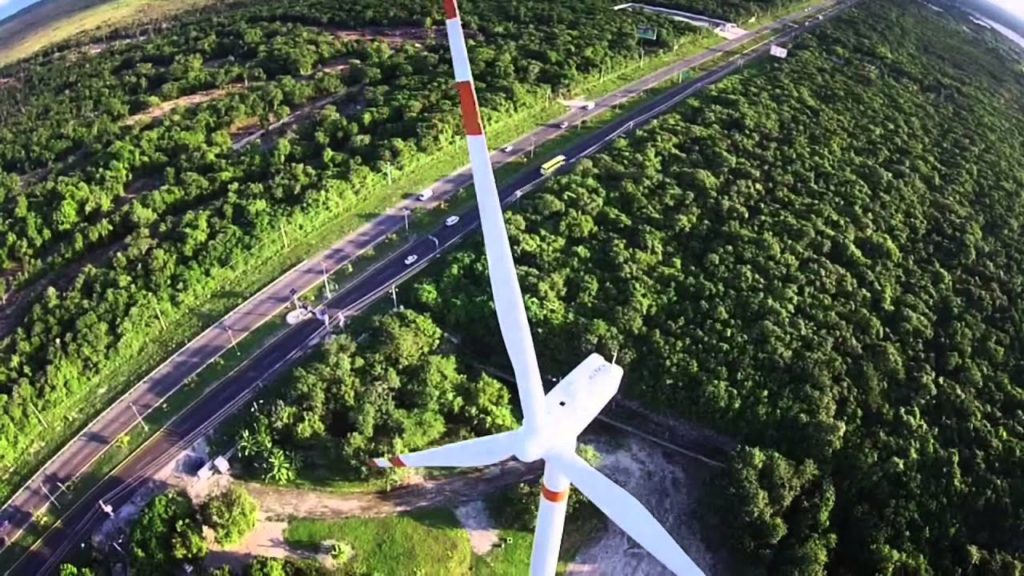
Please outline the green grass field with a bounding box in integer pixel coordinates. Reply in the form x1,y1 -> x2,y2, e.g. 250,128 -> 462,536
283,495 -> 606,575
286,510 -> 472,576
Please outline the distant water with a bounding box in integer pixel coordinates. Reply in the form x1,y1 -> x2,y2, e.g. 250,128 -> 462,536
971,11 -> 1024,50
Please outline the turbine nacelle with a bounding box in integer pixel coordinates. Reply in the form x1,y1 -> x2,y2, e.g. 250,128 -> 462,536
512,353 -> 622,463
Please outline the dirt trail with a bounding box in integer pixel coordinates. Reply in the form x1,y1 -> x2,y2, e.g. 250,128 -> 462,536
232,92 -> 349,151
123,85 -> 245,125
329,26 -> 436,44
0,239 -> 125,340
244,460 -> 540,520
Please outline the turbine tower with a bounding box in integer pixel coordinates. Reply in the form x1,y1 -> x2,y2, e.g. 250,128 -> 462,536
371,1 -> 705,574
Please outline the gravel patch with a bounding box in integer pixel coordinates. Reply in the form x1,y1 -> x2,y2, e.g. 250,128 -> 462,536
454,500 -> 500,555
566,435 -> 719,575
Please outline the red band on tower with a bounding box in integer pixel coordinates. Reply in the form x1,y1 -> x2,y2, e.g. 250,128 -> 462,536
456,81 -> 484,136
541,484 -> 569,503
389,456 -> 407,468
443,0 -> 459,20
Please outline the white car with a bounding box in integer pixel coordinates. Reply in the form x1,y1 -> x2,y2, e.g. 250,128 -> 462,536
417,188 -> 434,201
404,254 -> 419,266
445,215 -> 461,227
502,145 -> 514,153
559,121 -> 569,129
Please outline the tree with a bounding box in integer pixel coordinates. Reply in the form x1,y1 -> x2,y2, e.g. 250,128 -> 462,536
201,485 -> 259,545
130,491 -> 207,576
247,556 -> 288,576
57,565 -> 95,576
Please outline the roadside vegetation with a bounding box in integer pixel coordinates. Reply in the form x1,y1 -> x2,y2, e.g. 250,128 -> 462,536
232,309 -> 517,487
403,1 -> 1024,574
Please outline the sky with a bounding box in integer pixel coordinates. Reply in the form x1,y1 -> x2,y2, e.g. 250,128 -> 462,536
987,0 -> 1024,20
0,0 -> 40,22
1,0 -> 1023,28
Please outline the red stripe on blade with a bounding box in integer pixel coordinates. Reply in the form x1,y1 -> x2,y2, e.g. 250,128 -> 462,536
443,0 -> 459,20
389,456 -> 407,468
541,484 -> 569,503
456,81 -> 483,136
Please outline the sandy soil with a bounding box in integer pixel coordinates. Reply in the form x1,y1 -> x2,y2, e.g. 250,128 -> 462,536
123,85 -> 244,125
566,435 -> 720,576
330,26 -> 436,44
454,500 -> 500,555
204,519 -> 293,572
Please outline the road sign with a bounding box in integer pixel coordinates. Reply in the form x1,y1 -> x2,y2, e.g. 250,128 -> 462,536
770,45 -> 789,59
636,26 -> 658,40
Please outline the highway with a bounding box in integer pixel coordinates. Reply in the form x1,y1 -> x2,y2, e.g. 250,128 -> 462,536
1,1 -> 853,572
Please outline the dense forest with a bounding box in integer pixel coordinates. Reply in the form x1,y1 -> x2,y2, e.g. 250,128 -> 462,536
232,309 -> 517,485
0,0 -> 721,499
404,1 -> 1024,573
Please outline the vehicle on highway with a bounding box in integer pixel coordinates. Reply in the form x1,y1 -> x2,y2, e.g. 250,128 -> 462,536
559,121 -> 569,129
445,215 -> 461,227
417,188 -> 434,201
404,254 -> 419,266
583,102 -> 596,110
540,154 -> 567,176
502,145 -> 514,152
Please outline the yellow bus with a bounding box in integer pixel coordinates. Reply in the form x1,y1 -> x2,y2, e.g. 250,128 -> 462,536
539,155 -> 567,176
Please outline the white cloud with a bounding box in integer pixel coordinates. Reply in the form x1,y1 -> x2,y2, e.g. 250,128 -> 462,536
991,0 -> 1024,20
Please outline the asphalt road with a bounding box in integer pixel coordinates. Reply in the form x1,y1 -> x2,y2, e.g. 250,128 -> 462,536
1,2 -> 854,572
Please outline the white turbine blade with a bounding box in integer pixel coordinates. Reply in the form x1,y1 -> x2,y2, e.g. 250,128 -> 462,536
369,431 -> 518,469
441,0 -> 547,433
550,452 -> 705,576
530,462 -> 571,576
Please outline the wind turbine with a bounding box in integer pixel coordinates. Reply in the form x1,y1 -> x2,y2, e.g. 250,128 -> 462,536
371,1 -> 705,574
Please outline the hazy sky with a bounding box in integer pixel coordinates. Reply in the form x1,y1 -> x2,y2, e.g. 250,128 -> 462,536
988,0 -> 1024,20
0,0 -> 39,22
1,0 -> 1024,31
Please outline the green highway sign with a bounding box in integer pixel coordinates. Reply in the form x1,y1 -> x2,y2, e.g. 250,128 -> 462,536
637,26 -> 658,40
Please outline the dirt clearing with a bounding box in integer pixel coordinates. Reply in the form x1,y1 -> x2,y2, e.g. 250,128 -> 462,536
123,85 -> 244,125
566,434 -> 721,575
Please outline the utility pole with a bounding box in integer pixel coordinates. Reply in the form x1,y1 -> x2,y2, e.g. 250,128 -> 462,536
530,137 -> 536,158
129,402 -> 148,431
428,235 -> 440,250
402,208 -> 410,233
225,325 -> 239,355
39,484 -> 60,509
279,223 -> 289,249
321,261 -> 332,299
99,500 -> 114,518
336,312 -> 346,330
154,304 -> 167,330
385,162 -> 393,185
289,288 -> 300,310
28,403 -> 48,429
390,285 -> 398,310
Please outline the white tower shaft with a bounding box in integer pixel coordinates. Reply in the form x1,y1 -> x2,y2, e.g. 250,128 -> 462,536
441,0 -> 547,443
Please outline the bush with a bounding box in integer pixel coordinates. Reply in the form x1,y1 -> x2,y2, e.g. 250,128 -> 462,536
201,485 -> 260,546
